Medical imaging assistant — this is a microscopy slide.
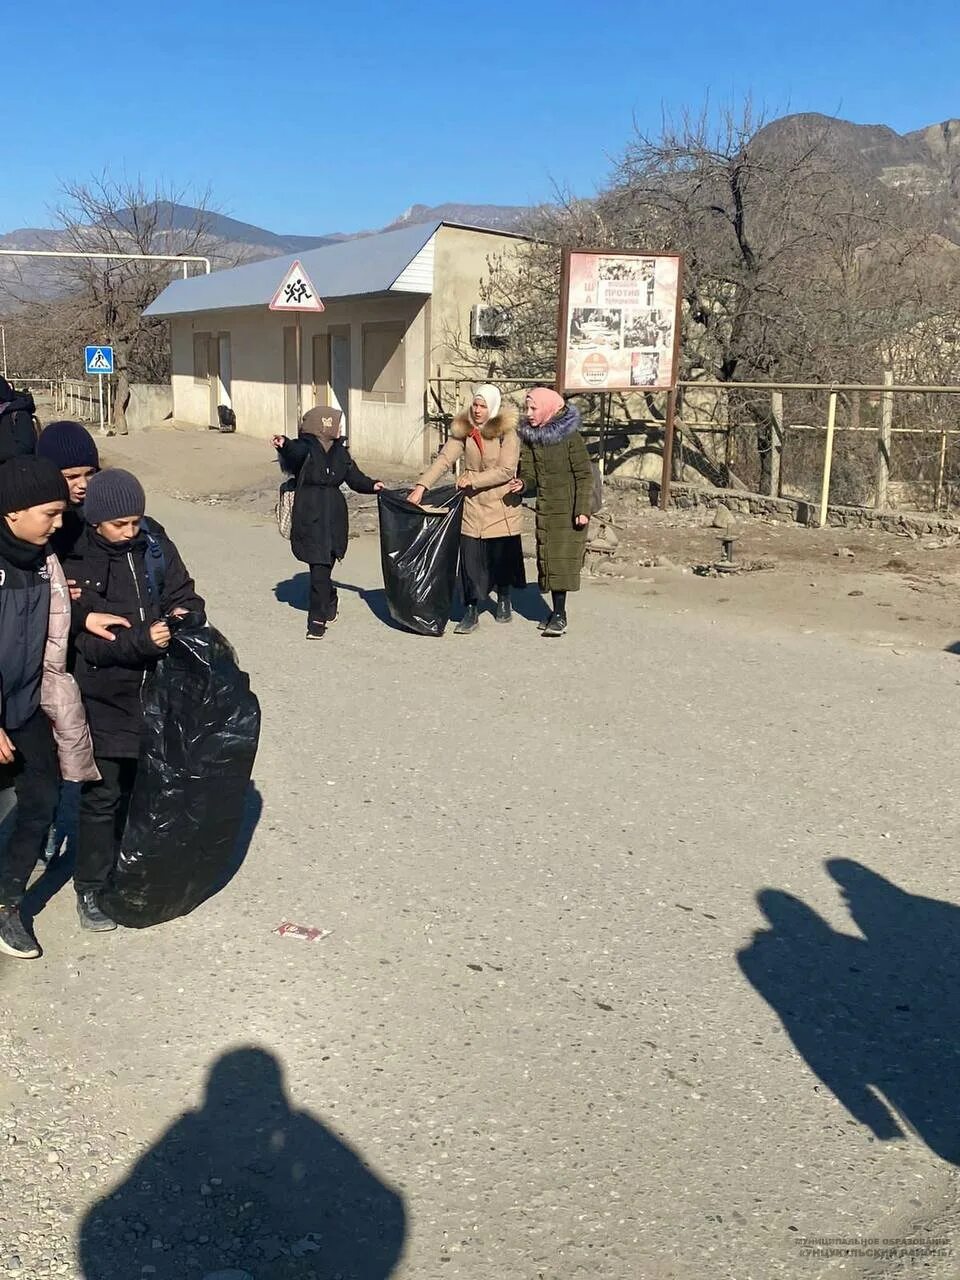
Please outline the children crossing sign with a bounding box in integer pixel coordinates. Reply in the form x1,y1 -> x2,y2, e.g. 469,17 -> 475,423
269,260 -> 324,312
84,345 -> 114,375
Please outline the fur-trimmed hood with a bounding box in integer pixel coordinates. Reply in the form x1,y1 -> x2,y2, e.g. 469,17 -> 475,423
518,401 -> 582,445
451,401 -> 519,441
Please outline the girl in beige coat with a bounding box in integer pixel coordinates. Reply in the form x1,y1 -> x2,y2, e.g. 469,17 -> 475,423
408,384 -> 525,633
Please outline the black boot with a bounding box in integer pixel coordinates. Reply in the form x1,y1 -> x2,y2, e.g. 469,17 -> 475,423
495,591 -> 513,623
76,890 -> 117,932
455,605 -> 479,635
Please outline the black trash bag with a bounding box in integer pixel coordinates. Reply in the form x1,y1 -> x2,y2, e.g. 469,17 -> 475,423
217,404 -> 237,433
378,485 -> 464,636
98,621 -> 261,928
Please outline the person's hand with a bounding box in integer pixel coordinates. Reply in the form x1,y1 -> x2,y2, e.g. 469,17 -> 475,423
270,435 -> 286,449
574,514 -> 589,528
373,481 -> 385,492
507,477 -> 524,493
67,578 -> 81,603
149,621 -> 172,649
169,607 -> 188,618
0,728 -> 15,766
455,474 -> 473,490
85,613 -> 132,641
407,485 -> 426,506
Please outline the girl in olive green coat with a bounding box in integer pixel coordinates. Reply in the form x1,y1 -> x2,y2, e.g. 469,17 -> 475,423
514,388 -> 593,637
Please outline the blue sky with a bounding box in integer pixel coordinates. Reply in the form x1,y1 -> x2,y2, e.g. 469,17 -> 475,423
5,0 -> 960,236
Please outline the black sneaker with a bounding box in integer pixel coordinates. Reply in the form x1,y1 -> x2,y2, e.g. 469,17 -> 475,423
0,906 -> 41,959
454,605 -> 479,635
542,612 -> 568,638
495,594 -> 513,623
76,891 -> 117,933
306,622 -> 327,640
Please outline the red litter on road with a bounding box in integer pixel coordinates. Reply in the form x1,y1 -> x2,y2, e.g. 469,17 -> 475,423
274,921 -> 332,942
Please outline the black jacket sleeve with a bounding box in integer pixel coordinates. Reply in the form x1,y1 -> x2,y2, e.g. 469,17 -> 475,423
278,438 -> 310,476
344,450 -> 379,494
159,536 -> 206,618
75,621 -> 165,668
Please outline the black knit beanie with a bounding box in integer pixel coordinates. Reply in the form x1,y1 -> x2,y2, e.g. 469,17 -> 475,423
84,469 -> 147,525
37,420 -> 100,471
0,457 -> 69,514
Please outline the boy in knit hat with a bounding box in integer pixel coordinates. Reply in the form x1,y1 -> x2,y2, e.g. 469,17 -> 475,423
0,459 -> 130,959
36,419 -> 100,559
61,470 -> 205,930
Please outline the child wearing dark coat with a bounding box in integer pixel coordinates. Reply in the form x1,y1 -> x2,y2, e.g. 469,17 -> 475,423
271,406 -> 383,639
63,469 -> 205,930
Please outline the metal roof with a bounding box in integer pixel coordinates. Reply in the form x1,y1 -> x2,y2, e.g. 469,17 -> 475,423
144,220 -> 528,317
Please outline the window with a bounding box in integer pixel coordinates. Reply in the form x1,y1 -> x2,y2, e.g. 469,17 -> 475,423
362,322 -> 405,404
193,333 -> 210,384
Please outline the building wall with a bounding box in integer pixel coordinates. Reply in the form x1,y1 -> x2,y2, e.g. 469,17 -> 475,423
430,225 -> 525,379
169,295 -> 431,468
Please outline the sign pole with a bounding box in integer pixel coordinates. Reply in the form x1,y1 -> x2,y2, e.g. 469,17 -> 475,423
658,385 -> 679,510
106,373 -> 112,431
296,312 -> 303,424
98,374 -> 104,432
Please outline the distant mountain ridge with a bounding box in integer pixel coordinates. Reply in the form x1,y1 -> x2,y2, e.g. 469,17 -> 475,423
0,199 -> 535,302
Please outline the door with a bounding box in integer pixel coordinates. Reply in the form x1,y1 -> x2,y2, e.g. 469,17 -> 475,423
283,326 -> 298,435
217,333 -> 232,408
311,327 -> 350,438
207,336 -> 220,429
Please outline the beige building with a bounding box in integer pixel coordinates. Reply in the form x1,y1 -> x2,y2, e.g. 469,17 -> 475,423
145,221 -> 528,468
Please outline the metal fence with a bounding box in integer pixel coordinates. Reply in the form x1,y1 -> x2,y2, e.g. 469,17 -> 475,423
429,374 -> 960,519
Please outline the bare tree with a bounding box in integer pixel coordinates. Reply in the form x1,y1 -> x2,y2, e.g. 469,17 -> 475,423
53,176 -> 219,433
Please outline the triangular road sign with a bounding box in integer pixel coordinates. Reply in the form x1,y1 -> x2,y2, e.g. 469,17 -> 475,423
88,348 -> 112,371
269,260 -> 324,312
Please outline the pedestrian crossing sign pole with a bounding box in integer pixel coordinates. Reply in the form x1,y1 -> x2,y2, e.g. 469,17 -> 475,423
84,346 -> 114,432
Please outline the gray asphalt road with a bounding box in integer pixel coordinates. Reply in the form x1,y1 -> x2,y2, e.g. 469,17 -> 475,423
3,494 -> 960,1280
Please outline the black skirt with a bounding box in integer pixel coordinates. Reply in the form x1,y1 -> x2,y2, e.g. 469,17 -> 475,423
459,534 -> 526,603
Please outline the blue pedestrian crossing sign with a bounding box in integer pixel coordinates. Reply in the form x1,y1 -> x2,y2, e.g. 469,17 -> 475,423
84,345 -> 114,375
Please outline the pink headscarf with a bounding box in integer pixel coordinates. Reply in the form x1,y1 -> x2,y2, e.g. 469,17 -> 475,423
524,388 -> 565,427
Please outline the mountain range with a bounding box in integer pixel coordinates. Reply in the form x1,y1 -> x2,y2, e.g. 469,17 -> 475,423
4,112 -> 960,304
0,201 -> 534,302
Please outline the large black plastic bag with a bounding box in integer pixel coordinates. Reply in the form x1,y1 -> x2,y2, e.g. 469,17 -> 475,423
98,622 -> 261,928
378,486 -> 465,636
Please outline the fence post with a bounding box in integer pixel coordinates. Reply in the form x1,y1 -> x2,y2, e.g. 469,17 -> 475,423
818,391 -> 838,528
769,390 -> 784,497
877,370 -> 893,509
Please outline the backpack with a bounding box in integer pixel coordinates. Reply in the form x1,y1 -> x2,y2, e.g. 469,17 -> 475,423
140,517 -> 167,604
217,405 -> 237,433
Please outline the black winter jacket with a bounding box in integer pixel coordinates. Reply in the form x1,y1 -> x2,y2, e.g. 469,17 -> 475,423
278,436 -> 378,565
0,521 -> 51,730
64,522 -> 205,757
0,382 -> 38,463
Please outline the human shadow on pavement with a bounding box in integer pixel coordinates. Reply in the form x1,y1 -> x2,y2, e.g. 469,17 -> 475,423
21,783 -> 263,929
738,858 -> 960,1164
78,1046 -> 407,1280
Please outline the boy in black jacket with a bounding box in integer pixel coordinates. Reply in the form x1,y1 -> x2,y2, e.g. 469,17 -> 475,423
63,469 -> 205,930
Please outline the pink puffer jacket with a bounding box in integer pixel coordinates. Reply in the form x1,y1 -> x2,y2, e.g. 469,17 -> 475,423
38,555 -> 99,783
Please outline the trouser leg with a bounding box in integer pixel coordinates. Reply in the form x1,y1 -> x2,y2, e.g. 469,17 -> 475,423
0,711 -> 60,905
76,757 -> 137,894
308,563 -> 333,627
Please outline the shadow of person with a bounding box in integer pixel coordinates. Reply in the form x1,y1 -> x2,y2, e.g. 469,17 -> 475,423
79,1047 -> 406,1280
738,859 -> 960,1164
274,573 -> 309,612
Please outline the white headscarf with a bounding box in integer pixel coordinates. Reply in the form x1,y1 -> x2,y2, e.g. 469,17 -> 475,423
471,383 -> 502,423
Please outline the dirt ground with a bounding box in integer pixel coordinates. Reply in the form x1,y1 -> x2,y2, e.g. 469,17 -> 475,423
100,424 -> 960,657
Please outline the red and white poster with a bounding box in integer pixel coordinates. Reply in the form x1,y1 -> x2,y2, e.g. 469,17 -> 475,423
557,250 -> 682,393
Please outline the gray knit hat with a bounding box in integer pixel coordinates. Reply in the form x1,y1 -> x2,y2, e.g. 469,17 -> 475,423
84,469 -> 147,525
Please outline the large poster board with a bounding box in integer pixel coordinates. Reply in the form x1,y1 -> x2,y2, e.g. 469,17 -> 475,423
556,249 -> 682,393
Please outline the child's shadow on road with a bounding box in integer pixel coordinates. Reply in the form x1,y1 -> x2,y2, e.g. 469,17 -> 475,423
275,573 -> 402,630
